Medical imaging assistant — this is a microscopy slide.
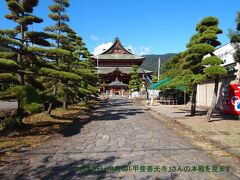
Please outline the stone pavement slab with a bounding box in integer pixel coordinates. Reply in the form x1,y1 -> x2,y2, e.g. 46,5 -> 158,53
0,97 -> 239,179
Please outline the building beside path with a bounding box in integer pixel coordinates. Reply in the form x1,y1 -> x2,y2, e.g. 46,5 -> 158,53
196,43 -> 236,110
92,38 -> 152,94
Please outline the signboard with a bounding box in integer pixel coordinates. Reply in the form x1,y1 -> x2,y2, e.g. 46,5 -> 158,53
147,90 -> 160,99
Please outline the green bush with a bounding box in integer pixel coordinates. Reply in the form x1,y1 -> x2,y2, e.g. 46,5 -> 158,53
25,102 -> 43,114
2,115 -> 22,130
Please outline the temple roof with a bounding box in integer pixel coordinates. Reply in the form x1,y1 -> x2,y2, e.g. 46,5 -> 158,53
93,38 -> 145,60
97,67 -> 152,74
102,38 -> 133,55
109,77 -> 128,87
95,54 -> 145,60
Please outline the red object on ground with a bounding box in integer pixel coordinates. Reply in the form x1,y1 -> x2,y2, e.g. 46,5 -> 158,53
222,84 -> 240,115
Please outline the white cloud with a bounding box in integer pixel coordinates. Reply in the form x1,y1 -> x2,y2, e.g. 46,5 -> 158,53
126,45 -> 135,54
126,45 -> 152,55
90,35 -> 100,41
139,46 -> 152,55
93,42 -> 113,56
92,41 -> 151,56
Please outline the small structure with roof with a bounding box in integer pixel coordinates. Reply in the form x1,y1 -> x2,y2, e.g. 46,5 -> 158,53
109,77 -> 128,96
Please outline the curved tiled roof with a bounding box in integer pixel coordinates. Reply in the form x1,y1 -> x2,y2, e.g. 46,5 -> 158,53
97,67 -> 152,74
95,54 -> 145,60
109,77 -> 128,87
92,38 -> 145,60
101,38 -> 133,55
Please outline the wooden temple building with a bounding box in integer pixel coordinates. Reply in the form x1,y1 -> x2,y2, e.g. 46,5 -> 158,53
92,38 -> 152,95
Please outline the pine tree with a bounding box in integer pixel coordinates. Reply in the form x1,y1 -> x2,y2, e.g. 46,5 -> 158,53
129,65 -> 142,92
44,0 -> 98,112
202,56 -> 227,121
184,16 -> 223,116
0,0 -> 53,118
60,30 -> 98,109
229,12 -> 240,82
44,0 -> 73,113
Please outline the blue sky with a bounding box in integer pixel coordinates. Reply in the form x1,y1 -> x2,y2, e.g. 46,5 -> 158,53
0,0 -> 239,55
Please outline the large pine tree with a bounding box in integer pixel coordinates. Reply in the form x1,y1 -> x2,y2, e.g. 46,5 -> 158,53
44,0 -> 98,112
184,16 -> 223,116
0,0 -> 98,125
129,65 -> 142,92
0,0 -> 54,117
44,0 -> 75,113
229,12 -> 240,82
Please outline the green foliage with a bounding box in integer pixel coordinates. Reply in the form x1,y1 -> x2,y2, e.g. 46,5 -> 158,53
230,12 -> 240,65
24,102 -> 43,114
28,46 -> 71,57
230,32 -> 240,44
40,67 -> 82,81
151,76 -> 158,83
187,44 -> 215,55
0,0 -> 98,117
0,58 -> 19,71
233,49 -> 240,62
196,16 -> 219,31
6,1 -> 24,14
202,56 -> 223,66
0,73 -> 17,82
204,66 -> 227,77
192,74 -> 206,84
0,85 -> 44,114
141,53 -> 176,75
23,0 -> 39,13
0,34 -> 23,49
0,52 -> 16,59
2,115 -> 23,130
40,0 -> 98,111
87,84 -> 99,94
0,29 -> 18,37
158,16 -> 222,99
236,11 -> 240,31
183,53 -> 202,70
129,65 -> 142,92
160,53 -> 182,74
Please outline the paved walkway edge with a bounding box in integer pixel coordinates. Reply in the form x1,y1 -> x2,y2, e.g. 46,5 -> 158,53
143,104 -> 240,178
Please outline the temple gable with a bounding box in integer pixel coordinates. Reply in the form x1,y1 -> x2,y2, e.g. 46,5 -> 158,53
102,38 -> 132,55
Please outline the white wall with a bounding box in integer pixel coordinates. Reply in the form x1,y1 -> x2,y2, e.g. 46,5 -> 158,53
197,43 -> 237,109
197,77 -> 235,109
204,43 -> 236,66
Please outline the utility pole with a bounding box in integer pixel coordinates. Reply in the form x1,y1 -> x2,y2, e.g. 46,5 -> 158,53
158,57 -> 161,81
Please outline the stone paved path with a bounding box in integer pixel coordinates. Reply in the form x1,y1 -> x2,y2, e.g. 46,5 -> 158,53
0,97 -> 239,179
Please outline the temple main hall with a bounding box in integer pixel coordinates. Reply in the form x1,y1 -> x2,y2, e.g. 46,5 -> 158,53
92,38 -> 152,94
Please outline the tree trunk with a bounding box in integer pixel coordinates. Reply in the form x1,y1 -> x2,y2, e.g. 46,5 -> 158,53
47,82 -> 57,114
17,53 -> 25,85
47,102 -> 53,115
206,77 -> 219,122
47,16 -> 61,114
63,92 -> 68,110
191,86 -> 197,116
18,24 -> 25,85
16,100 -> 24,125
63,100 -> 67,110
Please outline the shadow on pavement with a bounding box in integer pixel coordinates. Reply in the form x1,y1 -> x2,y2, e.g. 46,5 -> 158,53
0,156 -> 119,180
59,98 -> 145,137
172,107 -> 239,121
